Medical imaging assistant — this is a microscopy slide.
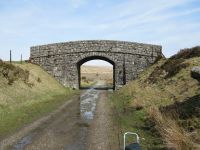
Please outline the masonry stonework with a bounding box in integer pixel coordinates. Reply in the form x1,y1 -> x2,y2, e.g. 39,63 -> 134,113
30,40 -> 162,89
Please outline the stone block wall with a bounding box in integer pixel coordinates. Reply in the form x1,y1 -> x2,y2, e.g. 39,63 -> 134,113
30,40 -> 162,89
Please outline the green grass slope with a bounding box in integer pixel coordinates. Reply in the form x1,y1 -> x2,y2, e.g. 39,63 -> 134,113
111,47 -> 200,150
0,61 -> 76,140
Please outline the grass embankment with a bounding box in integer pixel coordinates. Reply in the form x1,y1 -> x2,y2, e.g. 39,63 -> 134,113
0,61 -> 76,140
111,47 -> 200,150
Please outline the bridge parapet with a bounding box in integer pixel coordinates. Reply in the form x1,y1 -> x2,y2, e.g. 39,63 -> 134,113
31,40 -> 162,58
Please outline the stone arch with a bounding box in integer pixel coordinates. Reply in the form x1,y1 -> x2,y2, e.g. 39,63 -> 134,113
30,40 -> 163,89
77,55 -> 115,89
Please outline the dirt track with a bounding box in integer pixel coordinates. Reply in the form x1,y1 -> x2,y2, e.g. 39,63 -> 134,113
2,83 -> 120,150
11,95 -> 83,150
86,91 -> 120,150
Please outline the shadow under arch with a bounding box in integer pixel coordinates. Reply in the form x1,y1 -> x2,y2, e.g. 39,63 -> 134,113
77,56 -> 115,90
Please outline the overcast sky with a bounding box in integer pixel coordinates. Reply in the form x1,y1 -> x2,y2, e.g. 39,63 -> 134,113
0,0 -> 200,66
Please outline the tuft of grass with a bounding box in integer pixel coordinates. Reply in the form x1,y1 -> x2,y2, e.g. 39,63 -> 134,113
148,106 -> 195,150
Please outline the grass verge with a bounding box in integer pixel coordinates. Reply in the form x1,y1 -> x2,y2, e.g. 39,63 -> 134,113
0,62 -> 77,140
110,47 -> 200,150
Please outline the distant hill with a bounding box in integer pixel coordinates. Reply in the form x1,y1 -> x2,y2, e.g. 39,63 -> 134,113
81,65 -> 112,74
80,65 -> 113,87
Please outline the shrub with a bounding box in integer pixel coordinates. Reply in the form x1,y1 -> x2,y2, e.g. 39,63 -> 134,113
8,77 -> 15,85
147,57 -> 189,83
0,61 -> 30,85
24,70 -> 30,83
171,46 -> 200,60
130,99 -> 144,111
37,77 -> 42,83
27,82 -> 34,88
154,54 -> 165,64
82,76 -> 86,80
146,46 -> 200,83
161,59 -> 189,78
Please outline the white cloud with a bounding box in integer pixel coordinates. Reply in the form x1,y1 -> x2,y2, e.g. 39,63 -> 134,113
0,0 -> 199,60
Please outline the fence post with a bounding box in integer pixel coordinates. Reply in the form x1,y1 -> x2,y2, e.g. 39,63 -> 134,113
21,54 -> 22,64
10,50 -> 12,64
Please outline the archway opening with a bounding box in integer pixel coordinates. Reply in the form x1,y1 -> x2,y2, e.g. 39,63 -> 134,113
77,56 -> 115,90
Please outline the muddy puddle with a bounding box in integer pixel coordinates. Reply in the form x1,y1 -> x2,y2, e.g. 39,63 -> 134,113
64,87 -> 100,150
80,88 -> 100,120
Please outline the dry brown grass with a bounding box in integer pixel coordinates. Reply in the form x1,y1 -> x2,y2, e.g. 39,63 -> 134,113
81,65 -> 112,74
146,46 -> 200,84
171,46 -> 200,60
0,61 -> 30,85
0,63 -> 74,139
81,65 -> 113,87
148,106 -> 196,150
131,99 -> 144,110
111,52 -> 200,149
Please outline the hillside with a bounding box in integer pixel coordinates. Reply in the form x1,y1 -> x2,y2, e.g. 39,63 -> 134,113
0,61 -> 75,140
81,65 -> 113,74
111,47 -> 200,150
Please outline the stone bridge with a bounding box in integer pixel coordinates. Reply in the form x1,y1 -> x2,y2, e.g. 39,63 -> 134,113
30,40 -> 162,89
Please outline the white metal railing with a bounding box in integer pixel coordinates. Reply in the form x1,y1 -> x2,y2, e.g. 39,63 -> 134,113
124,132 -> 140,150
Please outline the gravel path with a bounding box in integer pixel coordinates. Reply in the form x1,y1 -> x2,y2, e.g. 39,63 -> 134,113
86,91 -> 120,150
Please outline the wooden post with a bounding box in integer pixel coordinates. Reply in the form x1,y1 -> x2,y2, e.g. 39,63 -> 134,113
10,50 -> 12,64
21,54 -> 22,64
